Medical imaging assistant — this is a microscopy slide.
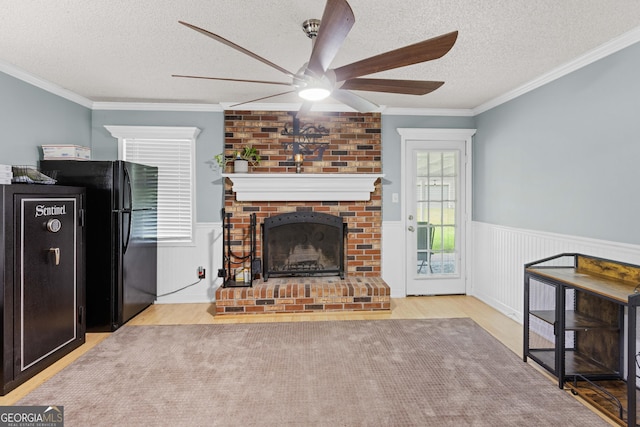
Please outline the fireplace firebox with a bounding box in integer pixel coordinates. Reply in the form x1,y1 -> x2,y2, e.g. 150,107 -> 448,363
262,212 -> 346,280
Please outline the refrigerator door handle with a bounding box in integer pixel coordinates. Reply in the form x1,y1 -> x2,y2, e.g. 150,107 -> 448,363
122,166 -> 133,255
124,164 -> 133,211
122,210 -> 132,255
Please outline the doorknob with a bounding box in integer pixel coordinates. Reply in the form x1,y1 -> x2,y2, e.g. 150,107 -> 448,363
408,215 -> 414,220
49,247 -> 60,266
407,226 -> 415,232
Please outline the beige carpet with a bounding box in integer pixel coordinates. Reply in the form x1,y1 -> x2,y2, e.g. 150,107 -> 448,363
19,319 -> 608,426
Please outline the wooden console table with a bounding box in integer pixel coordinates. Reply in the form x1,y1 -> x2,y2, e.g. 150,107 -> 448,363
524,253 -> 640,426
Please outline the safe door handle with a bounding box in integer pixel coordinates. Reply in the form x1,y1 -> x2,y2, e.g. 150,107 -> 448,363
49,247 -> 60,266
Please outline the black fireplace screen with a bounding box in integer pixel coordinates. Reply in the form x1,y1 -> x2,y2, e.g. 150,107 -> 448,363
262,212 -> 346,280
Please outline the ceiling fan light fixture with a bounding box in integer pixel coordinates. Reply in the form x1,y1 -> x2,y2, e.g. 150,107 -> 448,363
298,86 -> 331,101
296,72 -> 332,101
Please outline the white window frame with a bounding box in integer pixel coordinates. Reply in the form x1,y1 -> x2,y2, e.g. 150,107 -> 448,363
105,125 -> 200,246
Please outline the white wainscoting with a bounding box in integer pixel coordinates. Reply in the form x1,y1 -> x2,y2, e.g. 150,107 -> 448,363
155,222 -> 224,304
472,221 -> 640,324
381,221 -> 406,298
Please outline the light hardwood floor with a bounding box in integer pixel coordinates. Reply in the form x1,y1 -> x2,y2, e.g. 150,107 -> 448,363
0,295 -> 614,426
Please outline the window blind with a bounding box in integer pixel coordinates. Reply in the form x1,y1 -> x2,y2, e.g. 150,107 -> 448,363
123,138 -> 194,243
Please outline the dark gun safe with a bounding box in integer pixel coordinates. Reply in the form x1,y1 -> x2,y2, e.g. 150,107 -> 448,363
0,184 -> 86,395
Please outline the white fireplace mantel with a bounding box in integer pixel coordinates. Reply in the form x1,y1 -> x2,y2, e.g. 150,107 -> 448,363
222,173 -> 384,201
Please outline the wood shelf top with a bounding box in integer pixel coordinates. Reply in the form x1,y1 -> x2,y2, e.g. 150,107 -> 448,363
526,267 -> 638,304
527,254 -> 640,304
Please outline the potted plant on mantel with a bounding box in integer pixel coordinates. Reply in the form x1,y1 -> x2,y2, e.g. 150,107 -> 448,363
214,145 -> 261,173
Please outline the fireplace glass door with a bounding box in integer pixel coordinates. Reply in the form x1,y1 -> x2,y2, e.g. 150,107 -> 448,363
262,212 -> 345,280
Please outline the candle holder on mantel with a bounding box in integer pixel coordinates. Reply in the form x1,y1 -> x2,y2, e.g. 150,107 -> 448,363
294,153 -> 303,173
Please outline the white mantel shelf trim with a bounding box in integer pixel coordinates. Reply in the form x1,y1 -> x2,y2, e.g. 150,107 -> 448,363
222,173 -> 384,201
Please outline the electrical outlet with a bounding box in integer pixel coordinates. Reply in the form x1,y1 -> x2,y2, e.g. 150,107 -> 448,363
197,266 -> 206,279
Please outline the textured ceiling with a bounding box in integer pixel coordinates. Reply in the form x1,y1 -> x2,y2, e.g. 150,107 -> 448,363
1,0 -> 640,111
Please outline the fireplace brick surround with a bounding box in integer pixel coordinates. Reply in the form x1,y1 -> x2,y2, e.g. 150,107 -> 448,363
215,110 -> 391,314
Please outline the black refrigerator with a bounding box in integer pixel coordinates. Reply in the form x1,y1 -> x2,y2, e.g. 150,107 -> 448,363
40,160 -> 158,332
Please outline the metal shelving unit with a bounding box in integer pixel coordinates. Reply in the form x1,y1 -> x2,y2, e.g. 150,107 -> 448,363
524,253 -> 640,426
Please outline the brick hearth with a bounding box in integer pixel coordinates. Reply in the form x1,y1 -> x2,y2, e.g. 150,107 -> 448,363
215,277 -> 390,314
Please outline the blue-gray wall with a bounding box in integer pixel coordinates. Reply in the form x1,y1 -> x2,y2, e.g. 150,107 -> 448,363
91,110 -> 225,223
0,72 -> 91,165
474,41 -> 640,245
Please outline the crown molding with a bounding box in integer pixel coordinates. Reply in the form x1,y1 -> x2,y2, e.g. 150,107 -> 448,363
473,25 -> 640,115
0,59 -> 93,109
219,102 -> 386,113
220,103 -> 473,116
92,102 -> 223,112
382,107 -> 474,117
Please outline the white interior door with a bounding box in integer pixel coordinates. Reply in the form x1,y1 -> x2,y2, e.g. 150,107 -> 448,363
405,139 -> 467,295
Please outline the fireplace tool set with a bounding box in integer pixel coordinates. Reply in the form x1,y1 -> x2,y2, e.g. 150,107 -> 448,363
219,209 -> 258,288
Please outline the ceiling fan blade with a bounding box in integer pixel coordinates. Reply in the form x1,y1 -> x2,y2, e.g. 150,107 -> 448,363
333,31 -> 458,82
172,74 -> 293,87
340,78 -> 444,95
296,101 -> 314,119
306,0 -> 355,76
229,90 -> 296,108
330,89 -> 379,113
179,21 -> 295,78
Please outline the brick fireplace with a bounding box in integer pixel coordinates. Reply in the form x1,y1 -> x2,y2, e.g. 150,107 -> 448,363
215,110 -> 391,314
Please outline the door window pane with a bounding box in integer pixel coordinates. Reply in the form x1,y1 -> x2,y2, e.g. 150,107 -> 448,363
415,151 -> 458,276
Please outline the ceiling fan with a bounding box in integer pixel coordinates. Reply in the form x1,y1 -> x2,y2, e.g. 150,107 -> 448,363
173,0 -> 458,116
